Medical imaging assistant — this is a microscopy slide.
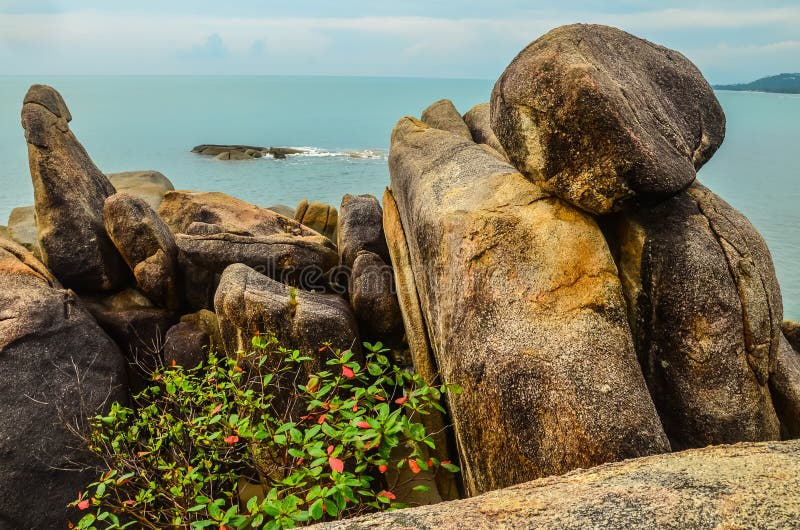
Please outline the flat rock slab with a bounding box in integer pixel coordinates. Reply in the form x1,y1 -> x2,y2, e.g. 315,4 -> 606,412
491,24 -> 725,214
307,440 -> 800,530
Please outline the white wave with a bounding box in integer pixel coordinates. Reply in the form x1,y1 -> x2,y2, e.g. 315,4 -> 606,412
279,147 -> 387,160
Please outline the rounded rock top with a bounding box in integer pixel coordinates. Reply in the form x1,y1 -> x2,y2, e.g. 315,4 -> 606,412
490,23 -> 726,215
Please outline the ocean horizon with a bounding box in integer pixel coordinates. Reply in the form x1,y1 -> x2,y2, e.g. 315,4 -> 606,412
1,75 -> 798,318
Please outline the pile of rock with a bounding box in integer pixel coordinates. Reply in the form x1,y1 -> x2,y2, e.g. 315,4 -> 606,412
1,85 -> 404,527
385,22 -> 800,500
191,144 -> 306,160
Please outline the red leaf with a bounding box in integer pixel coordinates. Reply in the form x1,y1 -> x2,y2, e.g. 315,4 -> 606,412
377,490 -> 396,500
327,445 -> 335,455
224,435 -> 239,445
378,464 -> 388,473
357,421 -> 371,429
394,396 -> 408,405
342,365 -> 355,379
352,402 -> 358,412
329,457 -> 344,473
210,403 -> 222,416
427,458 -> 434,468
409,459 -> 421,474
317,414 -> 326,425
77,500 -> 90,511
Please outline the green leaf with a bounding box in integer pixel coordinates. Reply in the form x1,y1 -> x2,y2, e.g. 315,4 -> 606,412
309,498 -> 324,519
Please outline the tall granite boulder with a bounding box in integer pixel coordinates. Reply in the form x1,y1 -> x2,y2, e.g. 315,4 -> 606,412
462,102 -> 508,161
215,263 -> 359,366
388,117 -> 669,495
608,182 -> 782,449
104,192 -> 182,311
307,440 -> 800,530
420,99 -> 472,141
295,199 -> 338,243
338,194 -> 390,269
21,84 -> 129,292
0,237 -> 128,528
107,170 -> 174,211
491,24 -> 725,214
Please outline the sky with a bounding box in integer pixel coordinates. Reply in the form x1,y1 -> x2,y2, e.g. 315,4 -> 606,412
0,1 -> 798,83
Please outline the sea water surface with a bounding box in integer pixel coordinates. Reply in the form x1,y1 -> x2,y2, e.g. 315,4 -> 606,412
0,76 -> 798,318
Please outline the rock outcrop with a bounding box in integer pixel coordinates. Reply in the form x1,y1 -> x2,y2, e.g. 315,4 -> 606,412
462,103 -> 508,161
388,116 -> 669,495
191,144 -> 306,160
107,170 -> 174,211
608,182 -> 782,449
0,237 -> 127,528
295,199 -> 338,242
22,84 -> 129,291
104,192 -> 182,311
420,99 -> 472,141
491,24 -> 725,214
306,440 -> 800,530
163,310 -> 223,368
215,263 -> 359,363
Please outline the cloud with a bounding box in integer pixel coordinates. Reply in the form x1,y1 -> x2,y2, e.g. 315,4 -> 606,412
182,33 -> 229,61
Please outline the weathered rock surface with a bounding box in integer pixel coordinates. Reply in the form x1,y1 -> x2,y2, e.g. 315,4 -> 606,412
420,99 -> 472,141
609,182 -> 782,449
163,310 -> 222,368
267,204 -> 295,218
307,440 -> 800,530
338,194 -> 390,269
107,170 -> 174,211
0,237 -> 127,528
491,24 -> 725,214
6,205 -> 40,257
22,84 -> 129,291
349,250 -> 403,340
770,335 -> 800,439
462,103 -> 508,160
783,320 -> 800,351
160,191 -> 337,291
191,144 -> 305,160
104,192 -> 182,310
215,263 -> 359,360
295,199 -> 338,242
83,289 -> 176,377
388,117 -> 668,495
383,188 -> 458,501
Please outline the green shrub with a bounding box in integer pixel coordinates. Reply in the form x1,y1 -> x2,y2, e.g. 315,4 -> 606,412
69,335 -> 460,529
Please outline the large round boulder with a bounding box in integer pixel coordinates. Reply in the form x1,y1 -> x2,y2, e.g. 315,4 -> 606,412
21,84 -> 129,292
107,170 -> 174,211
349,250 -> 403,341
491,24 -> 725,214
338,194 -> 390,269
295,199 -> 338,243
420,99 -> 472,141
0,237 -> 128,528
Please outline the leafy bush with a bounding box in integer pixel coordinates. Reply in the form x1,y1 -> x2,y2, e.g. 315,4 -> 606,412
69,335 -> 460,529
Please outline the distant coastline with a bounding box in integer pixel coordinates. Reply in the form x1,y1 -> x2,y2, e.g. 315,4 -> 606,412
714,73 -> 800,94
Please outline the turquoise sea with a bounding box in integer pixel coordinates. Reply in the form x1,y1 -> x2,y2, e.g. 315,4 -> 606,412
0,76 -> 798,318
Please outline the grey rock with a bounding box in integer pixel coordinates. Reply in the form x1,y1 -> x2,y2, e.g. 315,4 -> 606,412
338,194 -> 390,269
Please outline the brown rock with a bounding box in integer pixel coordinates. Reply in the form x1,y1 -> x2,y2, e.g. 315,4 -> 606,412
491,24 -> 725,214
0,237 -> 127,528
267,204 -> 295,218
295,199 -> 338,242
7,205 -> 40,257
383,188 -> 458,501
462,102 -> 508,161
307,440 -> 800,530
162,309 -> 223,368
107,170 -> 174,211
22,84 -> 129,291
420,99 -> 472,140
771,334 -> 800,439
349,250 -> 403,340
608,182 -> 782,449
388,116 -> 668,495
783,320 -> 800,351
338,194 -> 390,269
104,192 -> 182,310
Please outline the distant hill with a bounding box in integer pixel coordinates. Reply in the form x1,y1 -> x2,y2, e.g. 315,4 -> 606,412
715,73 -> 800,93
